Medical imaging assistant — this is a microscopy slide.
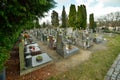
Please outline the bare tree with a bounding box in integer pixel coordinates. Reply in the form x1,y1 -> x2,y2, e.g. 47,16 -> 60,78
97,11 -> 120,27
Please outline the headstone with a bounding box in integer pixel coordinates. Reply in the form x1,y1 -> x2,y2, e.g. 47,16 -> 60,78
80,30 -> 93,49
48,35 -> 54,49
44,33 -> 47,42
66,28 -> 73,37
56,33 -> 64,56
41,33 -> 44,42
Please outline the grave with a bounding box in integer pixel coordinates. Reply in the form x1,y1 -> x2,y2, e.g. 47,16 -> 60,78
32,53 -> 52,67
56,34 -> 64,56
24,43 -> 41,56
19,33 -> 53,75
48,35 -> 56,49
63,40 -> 79,58
94,34 -> 103,44
56,33 -> 79,58
80,30 -> 94,49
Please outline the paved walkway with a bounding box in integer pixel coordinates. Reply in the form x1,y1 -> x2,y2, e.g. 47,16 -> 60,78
105,54 -> 120,80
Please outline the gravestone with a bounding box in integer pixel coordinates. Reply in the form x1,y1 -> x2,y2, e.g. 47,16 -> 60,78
56,33 -> 64,56
44,33 -> 47,42
56,32 -> 79,58
75,31 -> 82,47
41,33 -> 44,42
66,28 -> 73,37
37,30 -> 41,40
80,30 -> 93,49
48,35 -> 54,49
88,29 -> 94,47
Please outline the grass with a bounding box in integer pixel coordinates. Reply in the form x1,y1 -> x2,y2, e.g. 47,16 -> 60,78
48,34 -> 120,80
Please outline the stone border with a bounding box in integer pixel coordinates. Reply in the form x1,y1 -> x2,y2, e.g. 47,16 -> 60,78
104,54 -> 120,80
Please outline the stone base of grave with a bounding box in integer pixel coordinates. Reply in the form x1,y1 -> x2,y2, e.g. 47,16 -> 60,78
56,46 -> 79,58
20,53 -> 53,76
94,38 -> 103,44
63,46 -> 79,58
79,41 -> 93,49
32,53 -> 52,67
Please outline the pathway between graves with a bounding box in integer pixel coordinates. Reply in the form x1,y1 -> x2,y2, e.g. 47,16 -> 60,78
105,54 -> 120,80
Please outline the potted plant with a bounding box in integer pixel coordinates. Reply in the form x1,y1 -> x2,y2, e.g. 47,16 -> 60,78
0,47 -> 9,80
36,55 -> 43,62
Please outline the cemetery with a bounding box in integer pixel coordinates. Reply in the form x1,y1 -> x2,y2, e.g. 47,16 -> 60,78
5,26 -> 110,80
17,27 -> 106,76
3,25 -> 119,80
1,0 -> 120,80
2,18 -> 120,80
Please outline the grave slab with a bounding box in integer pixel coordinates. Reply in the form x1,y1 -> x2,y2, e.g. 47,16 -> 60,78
32,53 -> 52,67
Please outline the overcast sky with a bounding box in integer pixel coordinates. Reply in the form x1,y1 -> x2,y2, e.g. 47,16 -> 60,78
39,0 -> 120,24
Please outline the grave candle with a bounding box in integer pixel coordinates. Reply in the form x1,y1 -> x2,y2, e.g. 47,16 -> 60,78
32,46 -> 35,51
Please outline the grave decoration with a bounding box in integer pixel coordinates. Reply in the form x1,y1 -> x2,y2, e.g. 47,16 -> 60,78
25,43 -> 41,56
36,55 -> 43,62
23,32 -> 30,39
32,53 -> 52,67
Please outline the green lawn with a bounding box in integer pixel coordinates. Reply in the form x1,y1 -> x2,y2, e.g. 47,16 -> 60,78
48,34 -> 120,80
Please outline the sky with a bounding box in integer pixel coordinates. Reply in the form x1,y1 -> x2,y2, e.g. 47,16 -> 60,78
39,0 -> 120,24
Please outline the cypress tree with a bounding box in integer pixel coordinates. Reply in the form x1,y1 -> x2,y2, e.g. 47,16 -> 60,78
61,6 -> 67,28
51,10 -> 59,27
68,4 -> 76,28
76,5 -> 87,29
76,5 -> 82,29
89,13 -> 95,30
82,5 -> 87,29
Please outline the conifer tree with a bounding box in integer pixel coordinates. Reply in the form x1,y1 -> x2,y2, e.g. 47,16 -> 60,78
61,6 -> 67,28
68,4 -> 76,28
51,10 -> 59,27
82,5 -> 87,29
89,13 -> 95,29
76,6 -> 82,29
75,4 -> 87,29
